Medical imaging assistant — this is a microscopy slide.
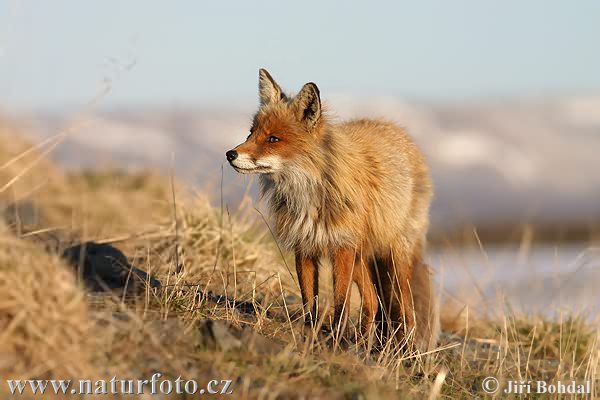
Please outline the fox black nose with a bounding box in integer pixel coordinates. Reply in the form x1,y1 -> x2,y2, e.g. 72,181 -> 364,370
226,150 -> 238,162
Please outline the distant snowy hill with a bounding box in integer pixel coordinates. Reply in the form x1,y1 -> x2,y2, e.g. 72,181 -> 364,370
19,95 -> 600,237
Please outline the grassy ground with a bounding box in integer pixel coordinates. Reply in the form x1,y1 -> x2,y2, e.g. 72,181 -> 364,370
0,119 -> 598,399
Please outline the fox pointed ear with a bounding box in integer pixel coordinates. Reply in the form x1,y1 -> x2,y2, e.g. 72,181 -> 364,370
292,82 -> 321,127
258,69 -> 285,106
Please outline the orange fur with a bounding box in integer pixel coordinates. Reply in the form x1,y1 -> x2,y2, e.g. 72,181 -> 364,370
227,69 -> 439,352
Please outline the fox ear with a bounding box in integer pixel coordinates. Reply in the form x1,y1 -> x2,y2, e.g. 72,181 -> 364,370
293,82 -> 321,127
258,69 -> 285,106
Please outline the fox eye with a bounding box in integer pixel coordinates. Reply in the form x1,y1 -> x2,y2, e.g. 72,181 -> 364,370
267,136 -> 280,143
246,131 -> 252,140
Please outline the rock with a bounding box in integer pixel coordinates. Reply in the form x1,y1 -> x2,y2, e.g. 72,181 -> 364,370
61,242 -> 161,295
285,293 -> 302,305
199,290 -> 258,316
1,200 -> 67,252
197,319 -> 284,355
238,325 -> 285,355
2,202 -> 160,297
198,320 -> 242,352
2,201 -> 44,232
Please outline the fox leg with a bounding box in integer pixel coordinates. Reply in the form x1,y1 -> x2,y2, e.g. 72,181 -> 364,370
410,262 -> 439,352
295,252 -> 319,326
392,242 -> 440,351
371,251 -> 416,348
395,266 -> 416,343
391,259 -> 439,352
352,256 -> 378,339
370,257 -> 391,343
331,247 -> 355,336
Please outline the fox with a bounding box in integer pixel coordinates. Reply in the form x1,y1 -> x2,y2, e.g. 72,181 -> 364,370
226,69 -> 439,352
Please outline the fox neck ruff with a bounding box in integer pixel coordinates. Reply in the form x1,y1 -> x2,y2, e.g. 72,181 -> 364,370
259,129 -> 359,257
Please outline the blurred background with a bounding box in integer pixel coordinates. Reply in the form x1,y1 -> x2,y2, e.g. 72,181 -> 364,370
1,1 -> 599,318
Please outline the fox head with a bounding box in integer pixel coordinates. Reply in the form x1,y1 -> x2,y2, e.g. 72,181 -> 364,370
226,69 -> 323,174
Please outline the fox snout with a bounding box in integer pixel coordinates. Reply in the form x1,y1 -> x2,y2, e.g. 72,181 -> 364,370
226,146 -> 282,174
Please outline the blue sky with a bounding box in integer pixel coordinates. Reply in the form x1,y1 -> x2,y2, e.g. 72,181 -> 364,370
1,0 -> 599,110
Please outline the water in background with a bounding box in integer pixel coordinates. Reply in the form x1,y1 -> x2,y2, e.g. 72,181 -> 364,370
431,244 -> 600,320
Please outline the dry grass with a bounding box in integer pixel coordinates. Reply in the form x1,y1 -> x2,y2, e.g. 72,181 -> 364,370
0,230 -> 95,379
0,119 -> 598,398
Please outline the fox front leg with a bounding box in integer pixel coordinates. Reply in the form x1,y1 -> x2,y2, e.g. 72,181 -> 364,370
331,247 -> 355,339
295,252 -> 319,326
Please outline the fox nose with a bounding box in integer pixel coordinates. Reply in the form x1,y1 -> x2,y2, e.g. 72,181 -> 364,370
226,150 -> 238,162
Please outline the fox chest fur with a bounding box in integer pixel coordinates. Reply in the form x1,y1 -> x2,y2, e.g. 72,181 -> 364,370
259,169 -> 357,257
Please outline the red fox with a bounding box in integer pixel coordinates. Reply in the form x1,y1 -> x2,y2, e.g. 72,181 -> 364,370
226,69 -> 438,352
